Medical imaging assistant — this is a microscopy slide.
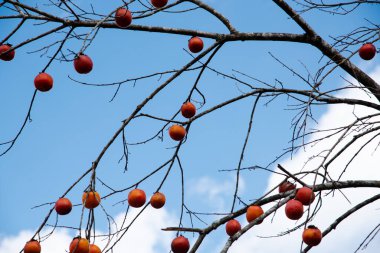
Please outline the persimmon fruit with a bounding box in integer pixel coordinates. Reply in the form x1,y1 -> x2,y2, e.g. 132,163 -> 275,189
359,43 -> 376,60
181,102 -> 196,118
169,125 -> 186,141
82,191 -> 101,209
128,188 -> 146,208
151,0 -> 168,8
295,187 -> 315,206
285,199 -> 304,220
246,205 -> 264,223
0,44 -> 15,61
225,219 -> 241,236
278,181 -> 296,193
69,237 -> 89,253
74,54 -> 93,74
89,244 -> 101,253
302,225 -> 322,246
188,37 -> 204,53
115,8 -> 132,28
150,192 -> 166,209
24,240 -> 41,253
55,197 -> 73,215
34,73 -> 53,92
171,236 -> 190,253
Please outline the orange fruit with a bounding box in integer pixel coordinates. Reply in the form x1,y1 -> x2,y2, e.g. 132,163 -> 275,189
169,125 -> 186,141
128,189 -> 146,208
24,240 -> 41,253
181,102 -> 196,118
302,225 -> 322,246
82,191 -> 101,209
69,237 -> 89,253
225,219 -> 241,236
89,244 -> 101,253
55,197 -> 73,215
150,192 -> 166,209
246,205 -> 264,223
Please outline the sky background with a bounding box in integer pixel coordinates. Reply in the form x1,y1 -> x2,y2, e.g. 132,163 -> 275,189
0,0 -> 380,252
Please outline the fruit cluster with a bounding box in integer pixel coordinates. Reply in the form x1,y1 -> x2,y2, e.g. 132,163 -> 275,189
168,101 -> 197,141
23,187 -> 168,253
221,183 -> 322,247
279,181 -> 322,246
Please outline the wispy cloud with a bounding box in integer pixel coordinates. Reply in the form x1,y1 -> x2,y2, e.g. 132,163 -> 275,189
187,176 -> 245,212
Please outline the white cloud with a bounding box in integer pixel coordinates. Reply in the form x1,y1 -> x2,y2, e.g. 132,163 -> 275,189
225,67 -> 380,252
187,176 -> 245,212
0,208 -> 177,253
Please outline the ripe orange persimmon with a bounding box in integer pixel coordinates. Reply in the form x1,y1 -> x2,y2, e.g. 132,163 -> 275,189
89,244 -> 101,253
128,188 -> 146,208
278,181 -> 296,193
115,8 -> 132,28
55,197 -> 73,215
225,219 -> 241,236
24,239 -> 41,253
295,187 -> 315,206
359,43 -> 376,60
0,44 -> 15,61
74,54 -> 93,74
285,199 -> 303,220
302,225 -> 322,246
69,237 -> 89,253
181,102 -> 196,118
150,192 -> 166,209
188,37 -> 204,53
34,73 -> 53,92
171,236 -> 190,253
82,191 -> 101,209
246,205 -> 264,223
169,125 -> 186,141
151,0 -> 168,8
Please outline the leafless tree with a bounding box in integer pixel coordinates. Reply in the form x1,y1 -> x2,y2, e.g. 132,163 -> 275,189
1,0 -> 380,252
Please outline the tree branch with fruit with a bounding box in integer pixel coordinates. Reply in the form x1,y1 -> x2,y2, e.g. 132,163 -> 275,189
1,0 -> 380,253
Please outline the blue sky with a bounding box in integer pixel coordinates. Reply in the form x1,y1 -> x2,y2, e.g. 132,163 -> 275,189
0,1 -> 380,252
